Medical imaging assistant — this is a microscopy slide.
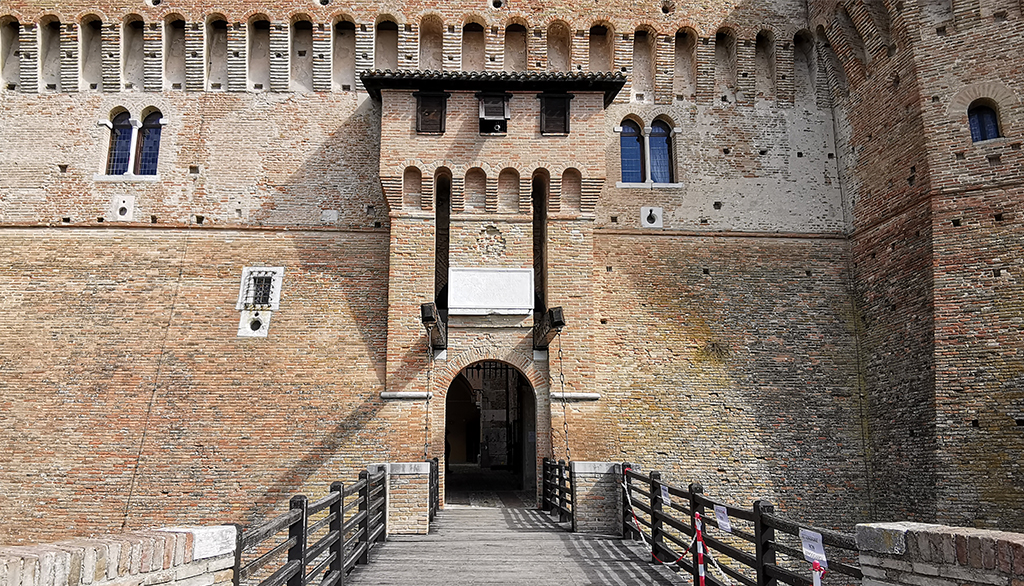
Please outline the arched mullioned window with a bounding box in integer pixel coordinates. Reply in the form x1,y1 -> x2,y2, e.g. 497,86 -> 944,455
649,120 -> 673,183
968,101 -> 1000,142
107,112 -> 134,175
620,120 -> 644,183
104,109 -> 163,176
135,111 -> 163,175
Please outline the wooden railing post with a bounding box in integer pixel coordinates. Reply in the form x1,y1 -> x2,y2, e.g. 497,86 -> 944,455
425,458 -> 435,522
689,483 -> 705,586
431,457 -> 439,519
287,495 -> 308,586
568,461 -> 577,532
329,482 -> 344,586
375,472 -> 387,543
557,460 -> 569,523
753,499 -> 777,586
541,458 -> 552,511
358,470 -> 370,564
650,471 -> 664,564
621,462 -> 636,541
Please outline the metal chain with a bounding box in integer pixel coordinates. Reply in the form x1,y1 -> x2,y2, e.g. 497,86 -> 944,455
557,331 -> 571,462
425,338 -> 432,459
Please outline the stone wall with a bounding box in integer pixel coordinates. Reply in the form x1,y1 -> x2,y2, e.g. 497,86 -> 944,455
0,527 -> 235,586
857,523 -> 1024,586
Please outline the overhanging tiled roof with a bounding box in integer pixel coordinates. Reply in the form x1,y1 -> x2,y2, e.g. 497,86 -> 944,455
361,70 -> 627,107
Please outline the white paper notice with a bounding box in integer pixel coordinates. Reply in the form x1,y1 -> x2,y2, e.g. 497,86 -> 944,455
799,529 -> 828,569
713,504 -> 732,533
660,485 -> 671,506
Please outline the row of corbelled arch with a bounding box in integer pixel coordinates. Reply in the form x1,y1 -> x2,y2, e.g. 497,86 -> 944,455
385,165 -> 600,215
0,7 -> 879,104
811,0 -> 900,94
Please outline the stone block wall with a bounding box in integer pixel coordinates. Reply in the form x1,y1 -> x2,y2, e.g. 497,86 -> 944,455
857,523 -> 1024,586
570,462 -> 622,535
0,527 -> 235,586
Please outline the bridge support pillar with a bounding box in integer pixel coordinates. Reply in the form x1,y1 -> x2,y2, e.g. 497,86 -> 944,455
367,462 -> 433,535
569,462 -> 622,535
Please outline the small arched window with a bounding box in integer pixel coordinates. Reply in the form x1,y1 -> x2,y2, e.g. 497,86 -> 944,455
968,101 -> 1000,142
135,111 -> 163,175
649,120 -> 673,183
620,120 -> 645,183
106,112 -> 133,175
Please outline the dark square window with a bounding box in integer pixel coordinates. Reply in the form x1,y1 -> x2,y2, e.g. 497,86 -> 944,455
416,92 -> 449,133
251,276 -> 273,306
540,94 -> 572,134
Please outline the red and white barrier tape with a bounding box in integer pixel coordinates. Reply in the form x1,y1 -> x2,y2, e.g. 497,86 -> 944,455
621,469 -> 736,585
621,469 -> 692,565
811,560 -> 827,586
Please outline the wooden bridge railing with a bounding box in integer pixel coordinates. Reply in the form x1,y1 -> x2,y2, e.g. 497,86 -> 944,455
234,469 -> 387,586
540,458 -> 573,524
428,457 -> 439,522
622,464 -> 861,586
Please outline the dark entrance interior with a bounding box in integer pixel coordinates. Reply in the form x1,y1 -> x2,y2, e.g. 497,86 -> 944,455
445,361 -> 536,497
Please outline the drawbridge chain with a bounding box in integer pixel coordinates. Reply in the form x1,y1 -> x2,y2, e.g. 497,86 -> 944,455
557,331 -> 570,462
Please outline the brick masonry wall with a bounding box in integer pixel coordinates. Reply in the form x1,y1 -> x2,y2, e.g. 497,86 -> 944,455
372,463 -> 431,535
570,462 -> 621,535
0,527 -> 235,586
932,187 -> 1024,531
857,522 -> 1024,586
808,0 -> 1024,529
0,229 -> 392,544
1,0 -> 1022,545
593,233 -> 869,528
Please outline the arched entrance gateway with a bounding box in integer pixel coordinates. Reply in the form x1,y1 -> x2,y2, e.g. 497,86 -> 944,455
444,360 -> 537,500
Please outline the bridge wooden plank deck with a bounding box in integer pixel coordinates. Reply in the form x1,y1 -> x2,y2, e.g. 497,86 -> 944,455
346,498 -> 684,585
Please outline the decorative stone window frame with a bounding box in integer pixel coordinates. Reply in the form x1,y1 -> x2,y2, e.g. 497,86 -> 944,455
94,110 -> 167,182
236,266 -> 284,338
614,120 -> 684,189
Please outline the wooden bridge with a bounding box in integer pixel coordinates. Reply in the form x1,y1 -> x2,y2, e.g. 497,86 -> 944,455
234,460 -> 864,586
345,497 -> 681,585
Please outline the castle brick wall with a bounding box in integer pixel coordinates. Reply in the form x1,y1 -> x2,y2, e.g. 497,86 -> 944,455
593,233 -> 869,527
0,0 -> 1021,546
0,229 -> 393,544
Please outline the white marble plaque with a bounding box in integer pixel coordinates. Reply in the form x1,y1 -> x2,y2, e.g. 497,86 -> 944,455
448,267 -> 534,315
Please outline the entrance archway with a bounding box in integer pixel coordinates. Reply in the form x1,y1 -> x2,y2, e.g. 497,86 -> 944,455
445,360 -> 537,499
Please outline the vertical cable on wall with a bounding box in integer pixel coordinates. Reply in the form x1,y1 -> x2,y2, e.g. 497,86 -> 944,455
122,226 -> 190,529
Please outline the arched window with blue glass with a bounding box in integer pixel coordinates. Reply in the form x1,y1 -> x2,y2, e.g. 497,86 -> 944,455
649,119 -> 673,183
620,119 -> 645,183
968,99 -> 1000,142
135,111 -> 163,175
106,111 -> 133,175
